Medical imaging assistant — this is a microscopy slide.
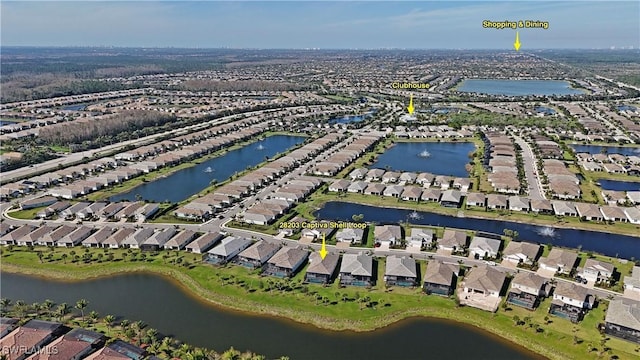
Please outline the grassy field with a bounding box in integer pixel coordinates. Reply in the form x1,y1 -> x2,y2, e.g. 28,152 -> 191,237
2,246 -> 639,360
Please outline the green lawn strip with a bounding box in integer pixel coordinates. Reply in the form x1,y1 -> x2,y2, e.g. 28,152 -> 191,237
2,247 -> 638,360
6,206 -> 47,219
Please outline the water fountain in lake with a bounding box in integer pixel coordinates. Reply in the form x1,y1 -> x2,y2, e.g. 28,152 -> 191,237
536,226 -> 557,238
407,210 -> 422,221
417,150 -> 431,158
257,144 -> 265,150
204,167 -> 214,173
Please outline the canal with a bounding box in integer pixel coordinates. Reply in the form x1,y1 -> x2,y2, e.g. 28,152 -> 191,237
109,135 -> 306,203
316,201 -> 640,259
0,272 -> 543,360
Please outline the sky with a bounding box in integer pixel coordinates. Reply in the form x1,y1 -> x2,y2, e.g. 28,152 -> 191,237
1,1 -> 639,49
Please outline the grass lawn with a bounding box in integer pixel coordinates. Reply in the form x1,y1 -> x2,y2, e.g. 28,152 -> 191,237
7,206 -> 47,219
2,246 -> 639,360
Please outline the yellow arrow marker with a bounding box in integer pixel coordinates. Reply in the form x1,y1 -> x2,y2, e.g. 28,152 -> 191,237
514,31 -> 521,51
319,233 -> 328,260
407,94 -> 415,115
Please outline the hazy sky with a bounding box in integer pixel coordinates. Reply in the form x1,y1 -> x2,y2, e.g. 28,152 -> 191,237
1,1 -> 638,49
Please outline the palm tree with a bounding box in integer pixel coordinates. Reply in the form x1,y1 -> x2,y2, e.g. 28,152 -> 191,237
0,298 -> 11,316
104,314 -> 115,335
55,303 -> 71,321
41,299 -> 55,319
61,253 -> 68,263
145,328 -> 158,345
221,347 -> 241,360
75,299 -> 88,321
14,300 -> 27,318
88,310 -> 99,324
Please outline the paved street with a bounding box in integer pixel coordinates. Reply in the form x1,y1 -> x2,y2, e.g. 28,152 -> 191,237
513,135 -> 546,200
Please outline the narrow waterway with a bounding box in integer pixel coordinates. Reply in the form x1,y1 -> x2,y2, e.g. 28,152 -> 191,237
316,201 -> 640,259
0,273 -> 543,360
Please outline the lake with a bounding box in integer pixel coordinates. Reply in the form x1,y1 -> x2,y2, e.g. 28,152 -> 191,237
457,79 -> 584,96
109,135 -> 305,203
570,144 -> 640,157
599,179 -> 640,192
329,112 -> 372,124
316,202 -> 640,259
0,272 -> 543,360
371,142 -> 474,177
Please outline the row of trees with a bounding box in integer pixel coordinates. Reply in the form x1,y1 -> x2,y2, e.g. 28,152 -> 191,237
38,110 -> 176,146
179,79 -> 310,92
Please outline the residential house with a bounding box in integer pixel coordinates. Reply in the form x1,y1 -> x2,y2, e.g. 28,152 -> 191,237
305,252 -> 340,284
420,188 -> 441,202
335,228 -> 365,244
601,205 -> 629,222
579,259 -> 615,284
141,228 -> 177,251
466,192 -> 486,208
85,340 -> 146,360
384,255 -> 418,287
416,172 -> 435,187
366,168 -> 385,182
101,228 -> 136,249
381,171 -> 400,184
264,246 -> 309,278
507,272 -> 550,310
339,252 -> 374,287
539,249 -> 579,275
38,225 -> 76,246
423,261 -> 458,296
502,241 -> 541,265
530,199 -> 554,214
0,320 -> 65,360
163,230 -> 197,250
185,232 -> 223,254
461,265 -> 507,298
382,185 -> 403,198
438,229 -> 467,253
487,194 -> 508,210
552,201 -> 578,217
328,179 -> 351,192
508,196 -> 530,212
401,186 -> 422,201
0,225 -> 36,245
468,236 -> 502,259
549,282 -> 594,323
81,227 -> 115,248
20,196 -> 57,210
624,266 -> 640,299
236,240 -> 280,269
347,181 -> 368,194
57,226 -> 93,247
204,236 -> 252,264
605,298 -> 640,344
374,225 -> 402,247
349,167 -> 368,181
575,203 -> 604,221
364,183 -> 386,196
439,189 -> 462,207
120,228 -> 154,249
408,228 -> 434,248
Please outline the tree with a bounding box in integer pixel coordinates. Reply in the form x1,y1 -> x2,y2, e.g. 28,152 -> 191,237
0,298 -> 11,316
104,314 -> 115,335
88,310 -> 99,324
61,253 -> 68,263
75,299 -> 88,321
41,299 -> 55,318
55,303 -> 71,321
